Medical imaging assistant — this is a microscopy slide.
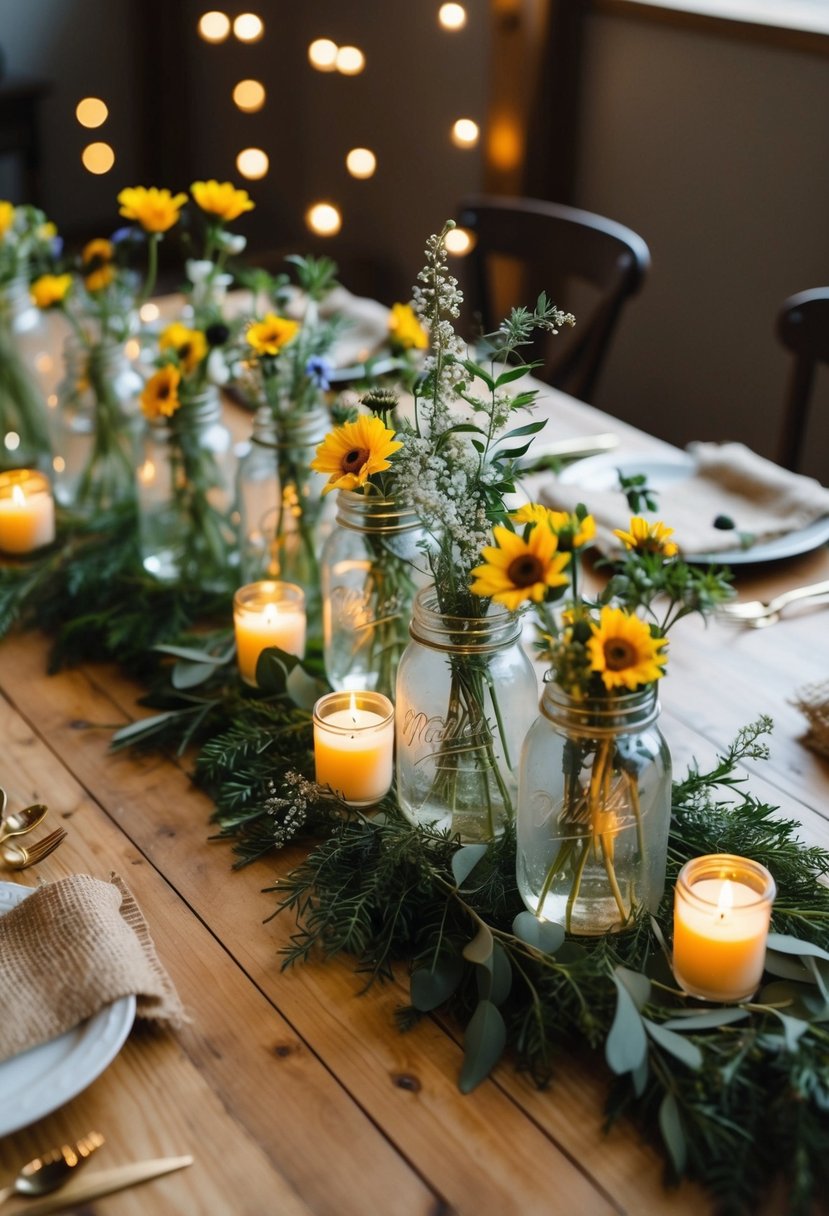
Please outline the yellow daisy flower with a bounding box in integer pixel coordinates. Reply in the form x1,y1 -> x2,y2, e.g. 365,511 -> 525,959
246,313 -> 300,356
0,201 -> 14,241
37,220 -> 57,241
159,322 -> 208,375
30,274 -> 72,309
470,524 -> 571,612
191,179 -> 255,222
81,238 -> 116,293
117,186 -> 188,233
141,366 -> 182,420
613,516 -> 678,558
388,302 -> 428,351
311,415 -> 403,496
512,503 -> 596,550
586,605 -> 668,692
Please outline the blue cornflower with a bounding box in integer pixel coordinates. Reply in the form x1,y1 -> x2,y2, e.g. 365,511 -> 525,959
305,355 -> 334,390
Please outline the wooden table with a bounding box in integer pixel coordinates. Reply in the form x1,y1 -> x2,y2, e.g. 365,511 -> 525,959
1,385 -> 828,1215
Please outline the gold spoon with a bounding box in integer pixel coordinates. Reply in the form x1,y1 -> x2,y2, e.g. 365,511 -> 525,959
0,1131 -> 104,1203
0,802 -> 48,847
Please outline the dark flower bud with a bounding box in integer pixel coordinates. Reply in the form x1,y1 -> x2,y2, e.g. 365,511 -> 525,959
205,322 -> 230,347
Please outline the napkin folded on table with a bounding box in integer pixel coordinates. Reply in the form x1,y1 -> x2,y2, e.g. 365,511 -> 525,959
0,873 -> 184,1064
541,441 -> 829,556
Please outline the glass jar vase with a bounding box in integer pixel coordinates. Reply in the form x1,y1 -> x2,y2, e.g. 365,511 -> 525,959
0,273 -> 54,472
236,403 -> 333,614
321,492 -> 430,699
395,587 -> 538,842
136,384 -> 237,589
52,335 -> 143,516
516,683 -> 671,935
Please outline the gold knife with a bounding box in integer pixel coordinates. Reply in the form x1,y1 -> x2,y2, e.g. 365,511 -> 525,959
4,1155 -> 193,1216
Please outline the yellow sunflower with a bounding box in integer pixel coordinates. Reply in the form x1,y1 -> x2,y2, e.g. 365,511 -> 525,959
613,516 -> 678,558
246,313 -> 300,356
311,415 -> 402,495
388,302 -> 428,351
141,366 -> 182,420
586,605 -> 667,692
0,201 -> 15,240
191,179 -> 255,222
30,274 -> 72,309
81,238 -> 115,293
159,322 -> 208,375
117,186 -> 188,233
512,503 -> 596,550
470,524 -> 571,612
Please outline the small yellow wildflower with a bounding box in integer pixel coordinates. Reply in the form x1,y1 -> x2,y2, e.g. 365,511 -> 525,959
81,238 -> 115,293
388,302 -> 428,351
38,220 -> 58,241
311,415 -> 402,495
0,201 -> 14,241
470,524 -> 571,612
191,179 -> 255,222
246,313 -> 300,356
613,516 -> 678,558
586,605 -> 667,692
141,365 -> 182,419
159,322 -> 208,375
512,503 -> 596,550
117,186 -> 188,233
30,274 -> 72,309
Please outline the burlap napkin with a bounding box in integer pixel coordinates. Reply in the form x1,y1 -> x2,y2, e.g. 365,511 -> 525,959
0,873 -> 184,1064
541,441 -> 829,557
792,679 -> 829,761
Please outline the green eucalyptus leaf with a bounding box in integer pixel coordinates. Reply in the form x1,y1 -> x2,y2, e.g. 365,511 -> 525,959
171,660 -> 221,690
494,363 -> 533,387
771,1010 -> 810,1051
463,922 -> 494,966
554,941 -> 588,963
662,1008 -> 749,1031
254,647 -> 300,693
476,940 -> 512,1006
154,643 -> 229,664
451,843 -> 489,887
410,956 -> 464,1012
632,1053 -> 649,1098
458,999 -> 507,1093
764,949 -> 813,983
286,664 -> 328,711
766,933 -> 829,963
511,911 -> 565,955
643,1019 -> 703,1070
111,711 -> 180,746
615,965 -> 651,1010
658,1092 -> 687,1175
804,955 -> 829,1004
606,974 -> 648,1075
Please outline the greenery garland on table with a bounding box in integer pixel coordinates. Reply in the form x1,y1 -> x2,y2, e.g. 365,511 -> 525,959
3,522 -> 829,1215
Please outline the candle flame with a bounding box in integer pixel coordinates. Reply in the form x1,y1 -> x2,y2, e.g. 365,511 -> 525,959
11,485 -> 26,506
263,602 -> 277,624
349,691 -> 358,724
717,879 -> 734,918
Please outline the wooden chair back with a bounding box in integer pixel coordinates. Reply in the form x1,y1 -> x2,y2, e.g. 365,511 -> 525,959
776,287 -> 829,471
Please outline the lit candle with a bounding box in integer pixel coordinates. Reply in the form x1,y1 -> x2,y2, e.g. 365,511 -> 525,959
0,470 -> 56,554
673,854 -> 776,1002
233,580 -> 306,686
313,690 -> 394,806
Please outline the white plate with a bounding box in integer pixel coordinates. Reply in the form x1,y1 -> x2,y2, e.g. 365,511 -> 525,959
558,452 -> 829,565
0,881 -> 136,1137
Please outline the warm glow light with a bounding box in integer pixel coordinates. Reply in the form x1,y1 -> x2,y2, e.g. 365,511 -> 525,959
451,118 -> 479,148
306,202 -> 342,237
345,147 -> 376,179
198,11 -> 231,42
335,45 -> 365,75
4,432 -> 19,452
236,147 -> 269,180
124,338 -> 141,361
140,302 -> 160,323
439,3 -> 467,30
47,394 -> 57,409
233,78 -> 266,112
138,459 -> 156,486
718,879 -> 734,916
444,226 -> 475,256
234,12 -> 264,42
308,38 -> 338,71
75,97 -> 108,129
34,353 -> 53,375
488,117 -> 523,171
82,142 -> 115,174
52,456 -> 65,473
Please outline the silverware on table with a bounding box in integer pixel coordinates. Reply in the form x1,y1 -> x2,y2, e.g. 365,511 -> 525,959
0,827 -> 67,870
0,1131 -> 104,1204
3,1155 -> 193,1215
0,804 -> 49,847
717,578 -> 829,628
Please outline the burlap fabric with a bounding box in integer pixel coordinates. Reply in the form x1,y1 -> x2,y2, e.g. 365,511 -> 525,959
0,873 -> 183,1063
792,680 -> 829,762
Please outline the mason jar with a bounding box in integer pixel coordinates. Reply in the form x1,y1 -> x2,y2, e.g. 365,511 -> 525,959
52,335 -> 143,516
395,586 -> 538,842
516,682 -> 671,935
136,384 -> 237,589
0,272 -> 54,471
321,492 -> 431,699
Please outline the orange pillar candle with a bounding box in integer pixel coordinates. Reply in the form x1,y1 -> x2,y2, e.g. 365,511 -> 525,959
313,690 -> 394,806
0,470 -> 55,554
233,581 -> 306,686
673,854 -> 776,1002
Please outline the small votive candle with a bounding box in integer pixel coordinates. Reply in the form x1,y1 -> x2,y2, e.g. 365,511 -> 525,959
673,854 -> 776,1003
313,690 -> 394,807
233,581 -> 306,687
0,469 -> 56,555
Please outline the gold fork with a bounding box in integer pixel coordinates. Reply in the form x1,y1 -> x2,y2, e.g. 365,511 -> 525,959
0,1131 -> 104,1203
0,827 -> 67,870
